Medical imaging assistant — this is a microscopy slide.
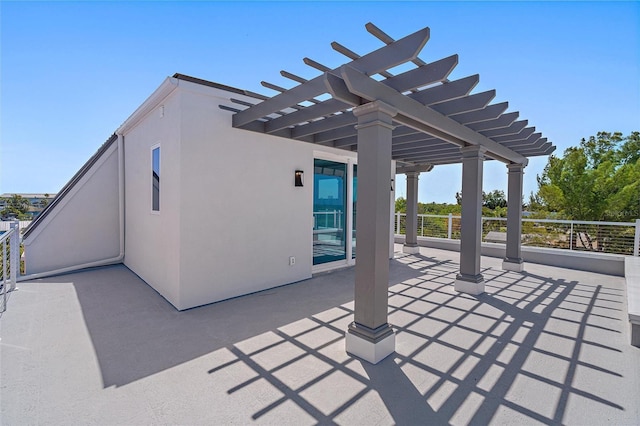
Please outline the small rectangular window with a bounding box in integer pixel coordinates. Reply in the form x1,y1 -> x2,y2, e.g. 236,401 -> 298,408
152,146 -> 160,212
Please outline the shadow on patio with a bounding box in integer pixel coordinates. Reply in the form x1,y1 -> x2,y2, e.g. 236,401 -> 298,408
2,247 -> 638,425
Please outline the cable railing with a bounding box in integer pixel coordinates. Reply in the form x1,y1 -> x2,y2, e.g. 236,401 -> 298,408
394,213 -> 640,256
1,221 -> 21,313
313,210 -> 344,230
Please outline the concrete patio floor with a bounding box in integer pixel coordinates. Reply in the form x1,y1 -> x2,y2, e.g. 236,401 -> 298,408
1,245 -> 639,425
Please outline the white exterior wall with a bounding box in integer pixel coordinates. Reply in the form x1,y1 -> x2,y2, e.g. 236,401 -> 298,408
119,77 -> 387,311
177,83 -> 316,309
23,143 -> 121,274
123,88 -> 183,308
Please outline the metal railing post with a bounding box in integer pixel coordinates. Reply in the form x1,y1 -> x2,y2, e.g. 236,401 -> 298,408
634,219 -> 640,257
2,237 -> 7,313
569,222 -> 574,251
396,212 -> 401,234
10,221 -> 19,290
448,213 -> 453,239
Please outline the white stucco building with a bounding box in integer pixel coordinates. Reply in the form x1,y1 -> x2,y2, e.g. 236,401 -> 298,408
23,74 -> 393,311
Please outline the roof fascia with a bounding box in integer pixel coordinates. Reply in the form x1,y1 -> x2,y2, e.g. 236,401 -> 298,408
117,77 -> 179,135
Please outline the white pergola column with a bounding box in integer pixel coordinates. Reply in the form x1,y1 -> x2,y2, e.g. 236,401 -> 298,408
455,145 -> 486,295
403,171 -> 420,254
346,101 -> 397,364
503,163 -> 525,272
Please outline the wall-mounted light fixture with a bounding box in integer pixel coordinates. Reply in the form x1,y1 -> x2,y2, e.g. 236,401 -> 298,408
390,178 -> 395,191
295,170 -> 304,187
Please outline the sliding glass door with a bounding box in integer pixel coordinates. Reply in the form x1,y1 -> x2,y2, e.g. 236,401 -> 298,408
313,159 -> 347,265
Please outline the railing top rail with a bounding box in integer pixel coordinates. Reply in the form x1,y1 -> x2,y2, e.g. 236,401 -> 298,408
396,212 -> 637,227
407,213 -> 456,219
0,227 -> 16,244
521,218 -> 637,226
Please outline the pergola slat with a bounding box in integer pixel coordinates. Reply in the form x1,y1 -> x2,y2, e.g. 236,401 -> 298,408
366,22 -> 429,69
291,112 -> 355,139
515,142 -> 554,155
430,90 -> 495,116
315,125 -> 358,144
280,70 -> 308,84
317,123 -> 420,145
492,127 -> 536,143
303,57 -> 332,72
504,136 -> 547,149
340,65 -> 528,164
467,111 -> 518,132
233,27 -> 430,128
265,98 -> 350,133
332,41 -> 395,79
383,55 -> 458,92
290,57 -> 463,139
449,102 -> 509,125
409,74 -> 479,105
480,120 -> 528,138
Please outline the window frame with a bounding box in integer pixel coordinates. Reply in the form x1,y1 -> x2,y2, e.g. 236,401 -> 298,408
151,144 -> 161,214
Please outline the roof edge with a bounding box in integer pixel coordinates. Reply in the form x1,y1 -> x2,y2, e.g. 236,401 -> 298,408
172,73 -> 267,100
117,77 -> 180,135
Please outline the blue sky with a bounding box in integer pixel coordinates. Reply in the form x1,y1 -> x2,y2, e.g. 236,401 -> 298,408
1,1 -> 638,203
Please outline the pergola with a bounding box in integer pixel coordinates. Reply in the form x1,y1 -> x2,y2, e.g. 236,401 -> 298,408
223,23 -> 555,364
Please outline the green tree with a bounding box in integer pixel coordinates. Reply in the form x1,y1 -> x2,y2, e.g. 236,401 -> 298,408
535,131 -> 640,221
455,189 -> 507,211
483,190 -> 507,210
395,197 -> 407,213
1,194 -> 32,220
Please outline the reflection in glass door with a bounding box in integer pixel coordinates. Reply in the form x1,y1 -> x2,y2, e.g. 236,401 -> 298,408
313,159 -> 347,265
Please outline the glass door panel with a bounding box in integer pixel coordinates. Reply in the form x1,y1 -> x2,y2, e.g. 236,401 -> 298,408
313,159 -> 347,265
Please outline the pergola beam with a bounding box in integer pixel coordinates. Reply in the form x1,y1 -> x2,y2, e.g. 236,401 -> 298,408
391,133 -> 438,146
340,65 -> 528,165
393,141 -> 455,154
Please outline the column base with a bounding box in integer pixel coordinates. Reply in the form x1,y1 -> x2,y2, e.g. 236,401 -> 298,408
345,322 -> 395,364
454,273 -> 485,295
402,244 -> 420,254
502,258 -> 524,272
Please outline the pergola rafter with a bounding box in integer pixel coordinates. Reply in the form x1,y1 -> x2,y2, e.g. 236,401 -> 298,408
223,24 -> 554,168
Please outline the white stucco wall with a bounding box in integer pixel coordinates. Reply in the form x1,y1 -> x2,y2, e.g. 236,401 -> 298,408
23,142 -> 121,274
123,87 -> 183,308
119,77 -> 384,311
177,83 -> 316,309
